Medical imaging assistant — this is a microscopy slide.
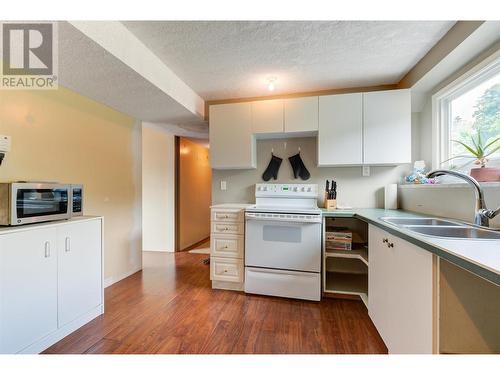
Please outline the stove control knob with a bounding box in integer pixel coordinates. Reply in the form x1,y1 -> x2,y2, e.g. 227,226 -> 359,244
293,187 -> 298,192
263,186 -> 267,191
307,187 -> 312,192
301,187 -> 305,192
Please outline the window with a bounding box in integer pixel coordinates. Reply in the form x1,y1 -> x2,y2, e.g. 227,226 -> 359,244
434,55 -> 500,171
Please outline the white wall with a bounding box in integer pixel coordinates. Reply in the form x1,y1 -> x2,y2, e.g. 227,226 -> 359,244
142,122 -> 175,252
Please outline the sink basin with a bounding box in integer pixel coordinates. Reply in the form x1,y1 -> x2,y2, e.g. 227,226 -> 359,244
404,225 -> 500,240
380,217 -> 461,226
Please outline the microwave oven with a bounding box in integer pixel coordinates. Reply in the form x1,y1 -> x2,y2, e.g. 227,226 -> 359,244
70,184 -> 84,217
0,182 -> 77,226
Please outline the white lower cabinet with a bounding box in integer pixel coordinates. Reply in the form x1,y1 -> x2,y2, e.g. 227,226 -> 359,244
57,220 -> 102,327
0,218 -> 103,353
210,206 -> 246,291
368,224 -> 434,353
0,228 -> 58,354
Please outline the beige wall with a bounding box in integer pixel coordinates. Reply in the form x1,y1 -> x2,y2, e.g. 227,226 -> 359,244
142,123 -> 175,252
212,137 -> 412,208
179,138 -> 211,250
0,87 -> 142,285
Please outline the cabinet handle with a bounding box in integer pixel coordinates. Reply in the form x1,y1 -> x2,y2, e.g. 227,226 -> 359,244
382,238 -> 389,243
65,237 -> 71,252
44,241 -> 51,258
387,242 -> 394,248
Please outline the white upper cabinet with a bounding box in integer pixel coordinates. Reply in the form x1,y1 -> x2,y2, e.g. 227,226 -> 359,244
318,93 -> 363,166
210,102 -> 256,169
363,89 -> 411,165
251,99 -> 284,134
284,97 -> 319,133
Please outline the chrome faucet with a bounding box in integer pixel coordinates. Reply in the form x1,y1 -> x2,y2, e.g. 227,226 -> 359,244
426,169 -> 500,227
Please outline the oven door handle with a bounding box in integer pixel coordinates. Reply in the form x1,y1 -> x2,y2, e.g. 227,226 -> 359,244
245,214 -> 322,224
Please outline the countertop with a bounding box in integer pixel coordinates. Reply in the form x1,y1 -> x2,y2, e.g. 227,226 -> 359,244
322,208 -> 500,286
0,216 -> 103,235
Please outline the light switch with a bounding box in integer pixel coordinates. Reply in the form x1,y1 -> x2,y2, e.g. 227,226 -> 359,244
362,166 -> 370,177
220,181 -> 227,191
0,135 -> 11,152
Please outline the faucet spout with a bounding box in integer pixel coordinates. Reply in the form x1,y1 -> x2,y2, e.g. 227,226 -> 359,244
426,169 -> 490,227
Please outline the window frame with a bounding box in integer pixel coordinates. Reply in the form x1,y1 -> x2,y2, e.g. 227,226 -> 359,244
432,51 -> 500,170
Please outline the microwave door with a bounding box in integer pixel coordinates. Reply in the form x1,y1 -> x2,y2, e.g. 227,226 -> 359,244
13,185 -> 71,225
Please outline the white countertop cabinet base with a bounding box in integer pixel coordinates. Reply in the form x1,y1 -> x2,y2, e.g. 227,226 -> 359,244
0,217 -> 104,354
368,224 -> 434,354
0,228 -> 58,354
57,220 -> 102,327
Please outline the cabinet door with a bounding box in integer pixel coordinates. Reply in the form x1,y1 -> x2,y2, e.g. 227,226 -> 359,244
0,228 -> 58,353
368,224 -> 395,349
318,93 -> 363,166
251,99 -> 284,134
390,235 -> 433,353
368,224 -> 433,354
284,97 -> 318,133
209,103 -> 256,169
57,220 -> 102,327
363,89 -> 411,164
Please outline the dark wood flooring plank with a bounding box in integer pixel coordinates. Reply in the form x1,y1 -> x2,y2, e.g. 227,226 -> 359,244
43,252 -> 387,354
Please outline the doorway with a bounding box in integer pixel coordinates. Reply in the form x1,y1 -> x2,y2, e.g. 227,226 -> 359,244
175,137 -> 212,252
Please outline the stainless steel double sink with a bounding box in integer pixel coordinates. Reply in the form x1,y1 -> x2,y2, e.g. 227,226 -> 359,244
380,217 -> 500,240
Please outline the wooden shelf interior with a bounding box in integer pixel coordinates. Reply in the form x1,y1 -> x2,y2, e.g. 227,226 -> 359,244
324,257 -> 368,306
325,248 -> 368,266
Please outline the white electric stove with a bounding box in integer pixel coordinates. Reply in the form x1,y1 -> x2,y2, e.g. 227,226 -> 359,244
244,183 -> 322,301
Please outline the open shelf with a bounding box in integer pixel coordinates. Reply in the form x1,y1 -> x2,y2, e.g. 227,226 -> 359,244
325,247 -> 368,266
324,272 -> 368,306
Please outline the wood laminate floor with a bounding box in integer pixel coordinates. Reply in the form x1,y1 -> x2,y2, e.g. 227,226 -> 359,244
43,251 -> 387,354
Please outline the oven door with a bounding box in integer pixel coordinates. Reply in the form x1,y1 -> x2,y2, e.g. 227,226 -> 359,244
245,212 -> 321,272
11,183 -> 71,225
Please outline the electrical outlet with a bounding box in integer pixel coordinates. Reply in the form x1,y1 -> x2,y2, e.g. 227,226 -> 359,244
362,166 -> 370,177
220,181 -> 227,191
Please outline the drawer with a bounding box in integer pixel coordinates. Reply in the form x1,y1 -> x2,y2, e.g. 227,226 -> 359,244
245,267 -> 320,301
210,257 -> 243,283
211,209 -> 244,223
211,234 -> 243,258
211,221 -> 244,235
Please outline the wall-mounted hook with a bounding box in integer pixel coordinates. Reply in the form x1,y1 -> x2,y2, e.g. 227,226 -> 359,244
298,146 -> 301,153
271,147 -> 274,155
284,142 -> 287,150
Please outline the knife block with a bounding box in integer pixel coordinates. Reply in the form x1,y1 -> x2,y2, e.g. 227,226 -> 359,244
325,199 -> 337,211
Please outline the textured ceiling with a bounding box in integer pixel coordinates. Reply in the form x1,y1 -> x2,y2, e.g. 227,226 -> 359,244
58,22 -> 207,135
123,21 -> 455,100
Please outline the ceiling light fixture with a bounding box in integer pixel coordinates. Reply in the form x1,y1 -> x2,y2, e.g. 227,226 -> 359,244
267,77 -> 277,92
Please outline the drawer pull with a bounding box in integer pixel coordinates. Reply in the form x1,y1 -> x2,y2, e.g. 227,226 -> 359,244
382,238 -> 389,243
387,242 -> 394,248
224,269 -> 228,273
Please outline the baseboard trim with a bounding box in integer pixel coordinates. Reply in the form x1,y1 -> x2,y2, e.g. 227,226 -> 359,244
19,304 -> 104,354
104,265 -> 142,288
